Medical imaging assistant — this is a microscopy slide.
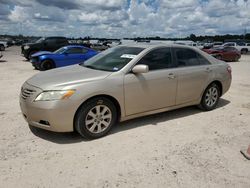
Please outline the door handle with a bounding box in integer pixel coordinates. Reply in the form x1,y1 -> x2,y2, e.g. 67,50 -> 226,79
205,68 -> 212,73
168,73 -> 176,79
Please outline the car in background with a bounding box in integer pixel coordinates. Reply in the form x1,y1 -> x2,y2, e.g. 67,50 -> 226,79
202,46 -> 241,62
222,42 -> 250,54
0,41 -> 8,51
90,43 -> 109,51
213,42 -> 223,47
21,37 -> 69,60
20,44 -> 231,139
30,45 -> 98,71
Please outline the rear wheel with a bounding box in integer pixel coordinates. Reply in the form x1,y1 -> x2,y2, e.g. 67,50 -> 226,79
199,83 -> 220,111
241,49 -> 248,54
216,55 -> 222,60
0,45 -> 5,51
75,97 -> 117,139
234,55 -> 240,62
39,60 -> 55,71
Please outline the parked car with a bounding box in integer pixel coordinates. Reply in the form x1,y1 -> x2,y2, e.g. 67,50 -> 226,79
30,45 -> 98,71
202,46 -> 241,62
213,42 -> 223,47
21,37 -> 69,60
222,42 -> 250,54
0,41 -> 8,51
20,44 -> 231,139
90,43 -> 109,51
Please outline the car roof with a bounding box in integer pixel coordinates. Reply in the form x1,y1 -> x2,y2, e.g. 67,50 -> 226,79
64,45 -> 87,48
119,43 -> 197,50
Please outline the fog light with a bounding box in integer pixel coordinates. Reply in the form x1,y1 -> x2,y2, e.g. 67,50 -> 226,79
39,120 -> 50,126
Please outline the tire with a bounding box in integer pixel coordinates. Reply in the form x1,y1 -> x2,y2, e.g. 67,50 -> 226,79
39,60 -> 55,71
75,97 -> 117,139
241,49 -> 248,54
216,55 -> 222,60
199,83 -> 220,111
234,55 -> 240,62
0,45 -> 5,51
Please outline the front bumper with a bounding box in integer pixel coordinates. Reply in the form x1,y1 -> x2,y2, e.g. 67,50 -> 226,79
19,82 -> 78,132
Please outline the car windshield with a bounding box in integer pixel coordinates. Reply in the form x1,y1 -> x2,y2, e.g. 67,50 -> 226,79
54,47 -> 67,54
80,46 -> 144,72
35,37 -> 45,43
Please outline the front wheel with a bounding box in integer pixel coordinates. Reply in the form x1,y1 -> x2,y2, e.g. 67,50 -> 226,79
39,60 -> 55,71
75,97 -> 117,139
199,83 -> 220,111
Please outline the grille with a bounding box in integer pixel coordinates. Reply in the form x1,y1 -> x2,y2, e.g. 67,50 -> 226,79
21,87 -> 36,100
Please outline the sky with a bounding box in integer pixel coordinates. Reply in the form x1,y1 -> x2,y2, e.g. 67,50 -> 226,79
0,0 -> 249,38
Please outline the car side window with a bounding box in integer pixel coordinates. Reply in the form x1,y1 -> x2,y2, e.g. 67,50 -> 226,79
66,48 -> 84,54
137,48 -> 174,70
197,53 -> 211,65
82,48 -> 88,53
175,48 -> 200,67
56,38 -> 67,44
45,38 -> 56,44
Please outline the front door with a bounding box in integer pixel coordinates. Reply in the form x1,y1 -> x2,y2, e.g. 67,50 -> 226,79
124,47 -> 178,116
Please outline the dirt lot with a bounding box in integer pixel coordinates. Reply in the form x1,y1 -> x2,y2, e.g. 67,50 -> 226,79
0,46 -> 250,188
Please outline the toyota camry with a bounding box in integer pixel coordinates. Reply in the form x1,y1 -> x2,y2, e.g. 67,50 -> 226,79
20,44 -> 231,139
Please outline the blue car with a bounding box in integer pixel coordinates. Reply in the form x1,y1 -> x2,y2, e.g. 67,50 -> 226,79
30,45 -> 98,70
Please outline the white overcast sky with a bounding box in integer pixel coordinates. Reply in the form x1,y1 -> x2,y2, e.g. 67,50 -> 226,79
0,0 -> 249,38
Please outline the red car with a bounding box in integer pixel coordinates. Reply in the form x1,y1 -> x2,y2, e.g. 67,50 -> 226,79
202,46 -> 241,62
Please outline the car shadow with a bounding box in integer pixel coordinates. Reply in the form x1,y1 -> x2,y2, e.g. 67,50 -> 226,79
29,98 -> 230,144
0,60 -> 7,63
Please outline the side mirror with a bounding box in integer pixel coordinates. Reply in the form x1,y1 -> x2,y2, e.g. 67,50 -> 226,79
132,64 -> 149,74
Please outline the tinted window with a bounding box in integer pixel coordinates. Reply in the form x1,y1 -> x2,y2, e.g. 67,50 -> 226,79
56,38 -> 67,44
224,43 -> 234,47
66,47 -> 86,54
224,47 -> 235,51
197,53 -> 210,65
45,38 -> 57,44
175,48 -> 200,67
137,48 -> 173,70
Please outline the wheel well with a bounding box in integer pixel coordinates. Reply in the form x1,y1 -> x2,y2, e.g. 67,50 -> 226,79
241,48 -> 248,52
73,95 -> 121,131
210,80 -> 223,96
41,59 -> 56,67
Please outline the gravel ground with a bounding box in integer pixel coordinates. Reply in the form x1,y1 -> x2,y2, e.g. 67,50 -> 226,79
0,46 -> 250,188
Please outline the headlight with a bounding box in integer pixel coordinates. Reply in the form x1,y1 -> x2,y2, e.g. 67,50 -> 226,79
24,45 -> 30,50
35,90 -> 75,101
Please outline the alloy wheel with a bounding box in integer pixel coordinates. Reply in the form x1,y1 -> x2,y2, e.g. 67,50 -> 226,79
85,105 -> 112,134
205,86 -> 218,107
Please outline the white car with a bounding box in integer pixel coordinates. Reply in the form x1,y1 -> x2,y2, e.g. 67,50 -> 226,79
223,42 -> 250,54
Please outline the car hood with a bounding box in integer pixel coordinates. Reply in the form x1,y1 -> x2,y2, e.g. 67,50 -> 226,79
31,51 -> 53,58
26,65 -> 112,90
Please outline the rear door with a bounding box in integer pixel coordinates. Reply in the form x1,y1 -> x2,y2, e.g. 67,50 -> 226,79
173,48 -> 212,105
